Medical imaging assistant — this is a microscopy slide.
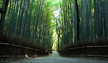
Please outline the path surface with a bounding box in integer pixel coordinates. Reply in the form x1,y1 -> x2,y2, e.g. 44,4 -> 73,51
9,51 -> 108,63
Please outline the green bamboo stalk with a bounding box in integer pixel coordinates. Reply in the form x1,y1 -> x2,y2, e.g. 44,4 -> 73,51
89,0 -> 93,41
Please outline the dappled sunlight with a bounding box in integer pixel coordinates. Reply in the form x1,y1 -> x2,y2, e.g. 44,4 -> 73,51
51,0 -> 61,50
52,31 -> 58,50
54,9 -> 61,18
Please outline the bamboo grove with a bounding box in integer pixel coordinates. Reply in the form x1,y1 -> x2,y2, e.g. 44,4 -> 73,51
1,0 -> 108,50
2,0 -> 54,49
57,0 -> 108,48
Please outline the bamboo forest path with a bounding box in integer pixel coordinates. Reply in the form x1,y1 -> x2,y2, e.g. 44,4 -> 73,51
9,51 -> 108,63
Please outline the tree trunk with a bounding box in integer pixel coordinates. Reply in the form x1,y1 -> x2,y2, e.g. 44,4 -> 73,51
75,0 -> 80,41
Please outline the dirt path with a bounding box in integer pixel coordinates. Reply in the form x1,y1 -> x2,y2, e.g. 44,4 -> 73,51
8,51 -> 108,63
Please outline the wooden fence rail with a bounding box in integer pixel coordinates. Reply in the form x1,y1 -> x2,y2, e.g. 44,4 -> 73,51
62,45 -> 108,52
0,42 -> 52,57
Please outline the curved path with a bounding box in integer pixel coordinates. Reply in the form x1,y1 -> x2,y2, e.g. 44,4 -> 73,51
9,51 -> 108,63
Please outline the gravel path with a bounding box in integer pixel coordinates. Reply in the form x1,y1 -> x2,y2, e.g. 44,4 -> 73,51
8,51 -> 108,63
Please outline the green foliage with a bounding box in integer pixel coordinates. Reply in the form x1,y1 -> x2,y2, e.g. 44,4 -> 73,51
0,0 -> 3,8
0,14 -> 1,19
1,0 -> 108,50
3,0 -> 55,49
58,0 -> 108,48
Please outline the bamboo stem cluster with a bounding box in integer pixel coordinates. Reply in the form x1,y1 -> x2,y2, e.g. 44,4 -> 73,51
3,0 -> 53,49
59,0 -> 108,48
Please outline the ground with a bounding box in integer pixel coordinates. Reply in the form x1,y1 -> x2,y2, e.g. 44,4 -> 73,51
7,51 -> 108,63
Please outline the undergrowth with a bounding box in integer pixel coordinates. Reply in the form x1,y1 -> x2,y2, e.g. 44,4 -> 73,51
59,38 -> 108,51
0,30 -> 48,51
